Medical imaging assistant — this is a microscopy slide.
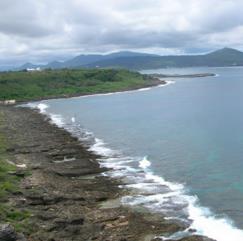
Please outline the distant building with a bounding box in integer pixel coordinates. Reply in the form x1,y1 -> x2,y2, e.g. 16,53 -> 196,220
26,67 -> 42,72
0,100 -> 16,105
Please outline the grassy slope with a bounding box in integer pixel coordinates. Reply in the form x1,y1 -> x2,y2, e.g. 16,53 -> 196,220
0,68 -> 157,101
0,112 -> 30,233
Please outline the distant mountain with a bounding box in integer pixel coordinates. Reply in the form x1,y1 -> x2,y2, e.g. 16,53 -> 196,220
203,47 -> 243,65
16,48 -> 243,71
206,47 -> 243,58
18,51 -> 157,70
46,61 -> 63,69
19,62 -> 43,70
54,51 -> 157,68
58,54 -> 104,68
86,48 -> 243,69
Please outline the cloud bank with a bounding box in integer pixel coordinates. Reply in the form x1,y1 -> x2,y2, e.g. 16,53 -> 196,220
1,0 -> 243,65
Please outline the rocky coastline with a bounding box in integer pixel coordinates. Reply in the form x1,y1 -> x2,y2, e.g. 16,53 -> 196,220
0,105 -> 215,241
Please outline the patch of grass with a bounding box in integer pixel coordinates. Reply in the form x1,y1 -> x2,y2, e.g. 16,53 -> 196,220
0,203 -> 32,234
0,204 -> 30,221
0,136 -> 19,200
0,112 -> 31,233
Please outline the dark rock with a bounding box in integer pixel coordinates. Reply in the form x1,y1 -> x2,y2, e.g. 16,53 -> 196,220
53,167 -> 105,177
8,171 -> 26,177
171,235 -> 216,241
188,228 -> 197,233
36,212 -> 58,221
0,224 -> 17,241
25,191 -> 65,205
6,148 -> 15,152
16,233 -> 27,241
69,217 -> 84,225
54,216 -> 84,226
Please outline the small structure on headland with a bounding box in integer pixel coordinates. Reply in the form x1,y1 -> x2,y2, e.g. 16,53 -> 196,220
26,67 -> 42,72
0,100 -> 16,105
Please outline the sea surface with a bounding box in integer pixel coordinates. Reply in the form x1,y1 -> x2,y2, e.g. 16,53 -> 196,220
28,67 -> 243,241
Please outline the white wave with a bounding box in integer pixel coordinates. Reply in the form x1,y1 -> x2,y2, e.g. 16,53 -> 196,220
144,172 -> 183,192
122,166 -> 243,241
184,195 -> 243,241
88,138 -> 117,157
71,117 -> 76,123
137,87 -> 152,92
139,156 -> 151,169
23,102 -> 64,127
49,113 -> 64,127
162,80 -> 175,86
24,102 -> 49,113
37,103 -> 49,113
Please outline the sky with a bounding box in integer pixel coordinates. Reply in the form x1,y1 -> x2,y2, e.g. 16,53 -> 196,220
1,0 -> 243,66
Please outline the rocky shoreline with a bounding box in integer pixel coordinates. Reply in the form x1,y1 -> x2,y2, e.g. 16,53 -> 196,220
0,105 -> 214,241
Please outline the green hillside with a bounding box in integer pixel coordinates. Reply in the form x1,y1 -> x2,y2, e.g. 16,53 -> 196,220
0,68 -> 160,101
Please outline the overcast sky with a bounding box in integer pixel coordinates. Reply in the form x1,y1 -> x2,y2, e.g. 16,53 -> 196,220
1,0 -> 243,66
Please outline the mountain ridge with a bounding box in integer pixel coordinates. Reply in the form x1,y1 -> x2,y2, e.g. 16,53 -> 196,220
17,47 -> 243,71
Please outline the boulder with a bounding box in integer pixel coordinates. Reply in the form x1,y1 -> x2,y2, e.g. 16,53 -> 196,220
0,224 -> 17,241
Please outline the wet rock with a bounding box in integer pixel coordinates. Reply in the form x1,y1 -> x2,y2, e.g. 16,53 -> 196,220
0,224 -> 17,241
24,191 -> 65,205
36,212 -> 58,221
8,170 -> 26,177
54,216 -> 84,226
168,235 -> 216,241
188,229 -> 197,233
16,233 -> 27,241
53,167 -> 105,177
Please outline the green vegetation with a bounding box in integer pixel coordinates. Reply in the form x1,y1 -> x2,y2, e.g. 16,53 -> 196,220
0,126 -> 18,200
0,112 -> 31,233
0,68 -> 157,101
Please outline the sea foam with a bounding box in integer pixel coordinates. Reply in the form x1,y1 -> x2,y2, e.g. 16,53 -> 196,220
25,102 -> 49,113
37,103 -> 49,113
139,156 -> 151,169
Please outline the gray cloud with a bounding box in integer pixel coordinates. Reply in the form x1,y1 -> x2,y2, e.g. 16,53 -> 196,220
1,0 -> 243,66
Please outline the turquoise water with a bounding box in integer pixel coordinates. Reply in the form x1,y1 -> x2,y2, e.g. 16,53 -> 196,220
32,67 -> 243,240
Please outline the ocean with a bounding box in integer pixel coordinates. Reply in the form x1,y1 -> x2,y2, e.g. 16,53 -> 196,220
27,67 -> 243,241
